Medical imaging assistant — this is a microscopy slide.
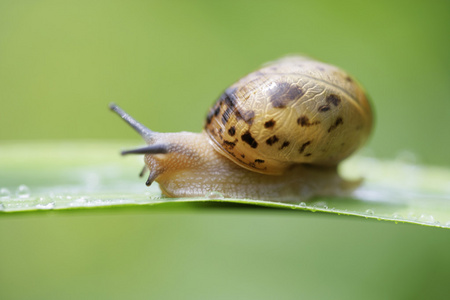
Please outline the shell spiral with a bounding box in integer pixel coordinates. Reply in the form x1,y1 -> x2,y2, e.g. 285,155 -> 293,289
205,56 -> 373,175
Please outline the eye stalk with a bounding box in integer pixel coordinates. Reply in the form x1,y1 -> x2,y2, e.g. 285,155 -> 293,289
109,103 -> 154,143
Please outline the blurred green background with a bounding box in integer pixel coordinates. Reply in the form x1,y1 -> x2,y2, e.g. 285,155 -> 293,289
1,0 -> 449,299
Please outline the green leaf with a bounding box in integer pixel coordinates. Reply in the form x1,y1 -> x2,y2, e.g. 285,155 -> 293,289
1,142 -> 449,228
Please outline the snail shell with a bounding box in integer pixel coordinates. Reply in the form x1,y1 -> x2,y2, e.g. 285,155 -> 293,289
205,56 -> 372,175
110,56 -> 373,201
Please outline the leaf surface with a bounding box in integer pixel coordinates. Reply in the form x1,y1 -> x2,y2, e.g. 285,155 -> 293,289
1,142 -> 449,228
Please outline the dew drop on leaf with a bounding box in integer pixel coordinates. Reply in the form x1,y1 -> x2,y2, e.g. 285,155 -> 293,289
391,213 -> 402,219
0,188 -> 11,199
418,214 -> 435,224
36,202 -> 55,210
206,191 -> 224,199
15,185 -> 30,198
365,209 -> 375,216
314,201 -> 328,209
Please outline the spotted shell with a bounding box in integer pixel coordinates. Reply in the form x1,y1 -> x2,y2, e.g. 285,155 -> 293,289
205,56 -> 372,175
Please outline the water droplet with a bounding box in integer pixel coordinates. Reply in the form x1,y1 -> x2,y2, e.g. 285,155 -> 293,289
419,214 -> 435,224
314,201 -> 328,209
70,197 -> 87,207
206,191 -> 224,199
365,209 -> 375,216
36,202 -> 55,210
299,202 -> 307,208
0,188 -> 11,199
407,212 -> 417,221
75,197 -> 87,203
15,185 -> 30,198
392,213 -> 402,219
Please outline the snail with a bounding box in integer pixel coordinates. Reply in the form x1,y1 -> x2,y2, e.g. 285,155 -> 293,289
110,56 -> 372,202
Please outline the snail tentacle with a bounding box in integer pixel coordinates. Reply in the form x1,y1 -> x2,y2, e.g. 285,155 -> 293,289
121,144 -> 168,155
109,103 -> 154,143
139,165 -> 148,178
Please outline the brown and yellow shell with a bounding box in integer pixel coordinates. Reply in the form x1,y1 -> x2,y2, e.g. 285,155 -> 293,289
205,56 -> 373,175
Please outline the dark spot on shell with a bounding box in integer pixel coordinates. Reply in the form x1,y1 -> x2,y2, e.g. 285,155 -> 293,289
297,115 -> 320,127
245,111 -> 255,125
264,119 -> 276,129
221,106 -> 233,125
206,113 -> 213,125
286,85 -> 304,100
214,105 -> 221,116
234,110 -> 242,120
305,153 -> 312,157
299,141 -> 311,154
266,135 -> 279,146
346,76 -> 353,82
235,109 -> 255,125
297,116 -> 308,126
318,105 -> 330,112
328,117 -> 344,133
241,154 -> 245,158
268,82 -> 304,108
279,141 -> 290,150
255,159 -> 265,163
217,87 -> 239,125
326,94 -> 341,106
218,128 -> 222,134
223,140 -> 236,149
241,131 -> 258,148
249,162 -> 256,168
222,87 -> 238,108
224,95 -> 235,108
216,86 -> 255,125
228,126 -> 236,136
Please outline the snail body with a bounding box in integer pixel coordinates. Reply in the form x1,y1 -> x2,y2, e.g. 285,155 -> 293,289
110,56 -> 372,201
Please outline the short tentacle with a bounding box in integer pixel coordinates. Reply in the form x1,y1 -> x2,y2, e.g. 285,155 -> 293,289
146,171 -> 160,186
139,165 -> 148,178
